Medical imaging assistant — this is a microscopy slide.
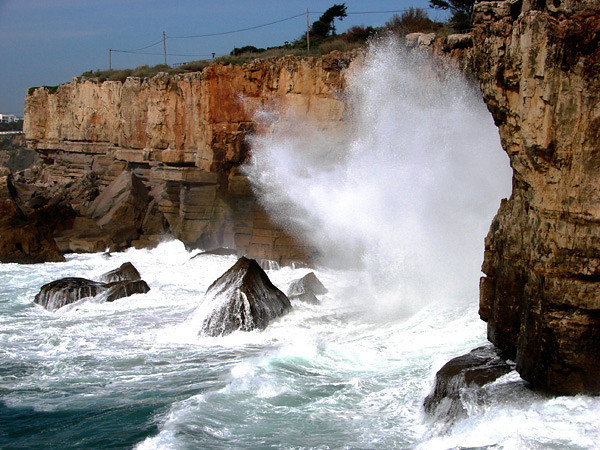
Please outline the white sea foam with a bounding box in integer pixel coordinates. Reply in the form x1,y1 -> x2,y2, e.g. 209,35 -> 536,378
2,38 -> 599,450
244,37 -> 512,319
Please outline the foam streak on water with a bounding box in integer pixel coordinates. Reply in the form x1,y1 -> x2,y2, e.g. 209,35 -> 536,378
0,242 -> 599,448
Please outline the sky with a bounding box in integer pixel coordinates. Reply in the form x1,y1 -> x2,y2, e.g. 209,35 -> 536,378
0,0 -> 448,115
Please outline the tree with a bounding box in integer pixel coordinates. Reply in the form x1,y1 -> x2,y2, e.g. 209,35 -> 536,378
311,3 -> 348,38
429,0 -> 475,31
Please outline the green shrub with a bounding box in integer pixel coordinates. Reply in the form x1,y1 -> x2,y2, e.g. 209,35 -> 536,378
345,25 -> 378,43
318,38 -> 362,55
176,60 -> 211,73
385,8 -> 440,35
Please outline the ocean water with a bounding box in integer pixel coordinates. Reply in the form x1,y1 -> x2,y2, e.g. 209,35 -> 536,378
1,241 -> 599,449
3,37 -> 600,448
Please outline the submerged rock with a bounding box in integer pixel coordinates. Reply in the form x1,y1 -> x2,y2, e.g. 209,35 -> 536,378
100,262 -> 141,283
196,257 -> 292,336
289,292 -> 320,305
34,263 -> 150,311
287,272 -> 328,297
424,345 -> 514,420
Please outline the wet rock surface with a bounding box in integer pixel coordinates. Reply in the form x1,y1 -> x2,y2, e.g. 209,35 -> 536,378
34,277 -> 106,311
100,262 -> 141,283
424,345 -> 514,420
103,280 -> 150,303
287,272 -> 328,297
34,263 -> 149,311
289,292 -> 320,305
197,257 -> 292,336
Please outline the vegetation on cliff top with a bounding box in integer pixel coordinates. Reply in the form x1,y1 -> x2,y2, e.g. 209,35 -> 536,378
32,7 -> 455,88
0,119 -> 23,132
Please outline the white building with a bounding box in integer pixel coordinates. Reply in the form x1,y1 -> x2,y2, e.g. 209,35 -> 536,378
0,114 -> 22,123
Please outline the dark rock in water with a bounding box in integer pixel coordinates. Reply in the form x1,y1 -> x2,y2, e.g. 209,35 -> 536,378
34,277 -> 106,311
190,248 -> 238,259
287,272 -> 328,297
104,280 -> 150,302
424,345 -> 514,420
34,272 -> 151,311
100,262 -> 141,283
290,292 -> 320,305
197,257 -> 292,336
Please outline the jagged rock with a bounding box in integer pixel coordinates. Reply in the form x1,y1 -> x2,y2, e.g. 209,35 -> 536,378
87,171 -> 148,226
423,345 -> 514,419
444,33 -> 473,50
23,56 -> 350,262
85,171 -> 150,249
103,280 -> 150,302
405,32 -> 436,48
287,272 -> 328,297
0,174 -> 64,264
100,262 -> 141,283
53,217 -> 112,253
472,0 -> 600,393
34,271 -> 150,311
195,257 -> 292,336
289,292 -> 320,305
0,133 -> 37,173
34,277 -> 105,311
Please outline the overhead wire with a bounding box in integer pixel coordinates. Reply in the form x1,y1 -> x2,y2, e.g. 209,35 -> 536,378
167,12 -> 306,39
110,8 -> 445,60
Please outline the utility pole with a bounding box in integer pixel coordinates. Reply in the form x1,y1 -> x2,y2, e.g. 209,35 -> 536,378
306,8 -> 310,54
163,31 -> 167,66
109,49 -> 112,71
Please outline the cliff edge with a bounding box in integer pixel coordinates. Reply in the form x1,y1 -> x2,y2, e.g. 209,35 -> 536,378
23,53 -> 350,264
473,0 -> 600,392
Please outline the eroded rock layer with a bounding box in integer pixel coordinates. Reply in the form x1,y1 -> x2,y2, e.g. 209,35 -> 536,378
24,54 -> 350,264
472,0 -> 600,392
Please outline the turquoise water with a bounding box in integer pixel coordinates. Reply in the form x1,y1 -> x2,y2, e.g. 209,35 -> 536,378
1,241 -> 599,449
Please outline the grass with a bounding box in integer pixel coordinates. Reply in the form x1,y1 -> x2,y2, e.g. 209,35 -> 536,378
28,85 -> 59,96
58,9 -> 464,87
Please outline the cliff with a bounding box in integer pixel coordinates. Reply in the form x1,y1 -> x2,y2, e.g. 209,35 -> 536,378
23,54 -> 349,264
473,0 -> 600,392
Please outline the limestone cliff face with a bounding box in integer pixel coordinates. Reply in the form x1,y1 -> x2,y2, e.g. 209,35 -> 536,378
24,54 -> 349,264
473,0 -> 600,392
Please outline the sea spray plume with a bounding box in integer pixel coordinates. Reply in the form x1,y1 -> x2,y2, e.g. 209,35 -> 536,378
244,36 -> 511,317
